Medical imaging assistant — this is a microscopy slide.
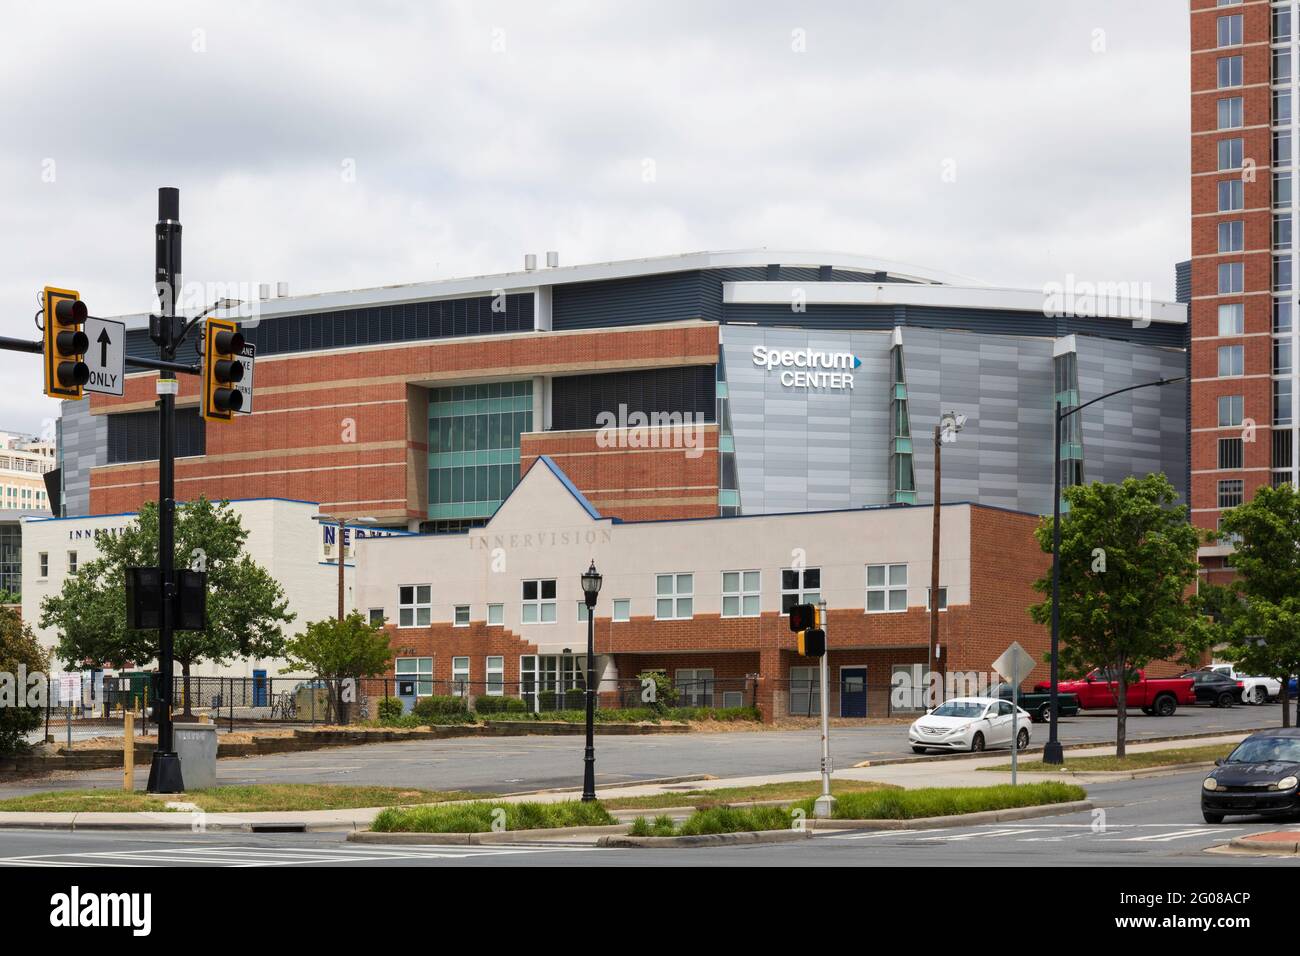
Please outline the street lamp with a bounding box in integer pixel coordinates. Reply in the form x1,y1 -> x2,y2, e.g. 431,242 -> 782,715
1043,376 -> 1185,765
930,410 -> 965,705
580,560 -> 602,802
312,514 -> 377,620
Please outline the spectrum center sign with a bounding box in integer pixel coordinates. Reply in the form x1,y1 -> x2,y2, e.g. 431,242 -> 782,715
752,345 -> 862,389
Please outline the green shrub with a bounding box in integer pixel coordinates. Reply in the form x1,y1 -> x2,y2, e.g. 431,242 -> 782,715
371,800 -> 616,833
637,671 -> 677,713
376,697 -> 404,722
412,695 -> 468,719
790,782 -> 1086,820
538,690 -> 557,710
677,805 -> 793,836
474,695 -> 527,715
628,814 -> 677,837
564,688 -> 587,710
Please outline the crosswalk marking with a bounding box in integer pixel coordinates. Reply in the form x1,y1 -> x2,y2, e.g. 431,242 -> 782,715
825,822 -> 1265,847
0,842 -> 598,868
1124,827 -> 1233,843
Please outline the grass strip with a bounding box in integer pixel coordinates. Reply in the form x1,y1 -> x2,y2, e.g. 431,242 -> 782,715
789,781 -> 1086,820
370,799 -> 615,833
602,778 -> 896,810
0,784 -> 492,814
978,743 -> 1234,773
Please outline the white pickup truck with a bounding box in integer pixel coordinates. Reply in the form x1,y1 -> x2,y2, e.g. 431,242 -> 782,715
1210,664 -> 1280,705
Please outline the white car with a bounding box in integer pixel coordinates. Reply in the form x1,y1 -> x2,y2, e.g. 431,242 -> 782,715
1209,665 -> 1280,705
909,696 -> 1032,754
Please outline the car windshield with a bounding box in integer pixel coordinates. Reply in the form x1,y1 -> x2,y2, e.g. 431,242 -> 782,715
931,701 -> 986,719
1226,738 -> 1300,764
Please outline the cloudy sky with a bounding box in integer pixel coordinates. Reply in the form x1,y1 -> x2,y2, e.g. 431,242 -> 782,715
0,0 -> 1189,435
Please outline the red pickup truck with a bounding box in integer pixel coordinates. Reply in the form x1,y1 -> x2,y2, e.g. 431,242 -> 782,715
1033,668 -> 1195,716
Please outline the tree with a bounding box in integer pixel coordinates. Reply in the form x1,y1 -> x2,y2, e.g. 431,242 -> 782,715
39,497 -> 294,715
280,613 -> 392,725
1029,474 -> 1210,757
1211,484 -> 1300,728
0,589 -> 19,605
0,607 -> 50,755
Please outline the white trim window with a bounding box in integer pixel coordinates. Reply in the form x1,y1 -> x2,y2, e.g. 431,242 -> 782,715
722,570 -> 760,618
521,579 -> 557,624
612,599 -> 631,622
398,585 -> 432,627
866,563 -> 908,613
655,573 -> 694,620
454,604 -> 470,627
38,552 -> 48,577
577,601 -> 590,622
67,551 -> 78,574
675,667 -> 715,707
396,656 -> 433,696
451,656 -> 470,695
781,567 -> 821,613
486,656 -> 504,696
926,587 -> 948,612
487,603 -> 504,626
368,608 -> 385,626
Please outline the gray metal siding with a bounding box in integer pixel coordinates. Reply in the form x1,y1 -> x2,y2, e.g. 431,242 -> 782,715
58,397 -> 107,517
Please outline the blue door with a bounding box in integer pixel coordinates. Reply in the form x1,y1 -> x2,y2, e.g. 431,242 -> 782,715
840,667 -> 867,718
253,670 -> 268,708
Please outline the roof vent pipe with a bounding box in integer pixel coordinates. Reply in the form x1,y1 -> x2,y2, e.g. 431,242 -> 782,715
546,251 -> 559,269
524,254 -> 537,271
259,283 -> 272,300
277,281 -> 289,297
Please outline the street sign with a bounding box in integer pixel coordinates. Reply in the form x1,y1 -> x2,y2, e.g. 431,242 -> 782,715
234,341 -> 255,414
993,641 -> 1036,685
83,315 -> 125,396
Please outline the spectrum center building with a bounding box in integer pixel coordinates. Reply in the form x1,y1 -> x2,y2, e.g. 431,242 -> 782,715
54,250 -> 1187,718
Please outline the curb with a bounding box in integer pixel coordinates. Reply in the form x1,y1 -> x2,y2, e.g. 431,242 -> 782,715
1226,831 -> 1300,855
976,761 -> 1218,781
808,799 -> 1095,831
596,828 -> 812,849
348,823 -> 631,845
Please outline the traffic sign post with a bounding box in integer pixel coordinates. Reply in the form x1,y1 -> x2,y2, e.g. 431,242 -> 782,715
234,341 -> 255,414
993,641 -> 1037,786
83,315 -> 125,396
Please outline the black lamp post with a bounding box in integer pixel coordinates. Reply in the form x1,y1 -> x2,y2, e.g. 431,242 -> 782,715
580,560 -> 603,801
1043,375 -> 1185,765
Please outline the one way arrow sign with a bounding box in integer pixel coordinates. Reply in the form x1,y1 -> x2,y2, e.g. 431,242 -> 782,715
83,316 -> 125,396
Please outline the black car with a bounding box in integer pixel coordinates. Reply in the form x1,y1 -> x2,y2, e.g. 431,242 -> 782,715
1179,669 -> 1243,707
988,682 -> 1080,723
1202,729 -> 1300,823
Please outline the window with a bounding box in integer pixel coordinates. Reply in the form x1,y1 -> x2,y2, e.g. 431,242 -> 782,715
1217,54 -> 1243,88
454,604 -> 470,627
1278,89 -> 1293,127
398,585 -> 431,627
576,601 -> 589,622
38,552 -> 47,577
1218,479 -> 1244,509
722,570 -> 761,617
485,656 -> 504,696
1217,96 -> 1243,130
1219,437 -> 1244,469
789,665 -> 820,716
1277,299 -> 1293,333
612,598 -> 630,622
1277,48 -> 1293,85
1277,172 -> 1293,208
1276,339 -> 1293,375
1219,394 -> 1245,427
1278,131 -> 1294,168
866,563 -> 908,613
521,579 -> 557,623
1276,377 -> 1294,425
487,603 -> 504,626
780,567 -> 821,613
655,573 -> 693,620
1278,7 -> 1294,43
1219,302 -> 1245,335
1218,219 -> 1244,252
1219,344 -> 1245,377
1218,261 -> 1244,294
1276,215 -> 1292,250
67,551 -> 77,574
1217,14 -> 1243,47
675,668 -> 715,707
451,657 -> 470,695
1217,179 -> 1243,211
1277,256 -> 1293,292
368,608 -> 385,626
926,587 -> 948,611
893,663 -> 926,710
396,656 -> 433,696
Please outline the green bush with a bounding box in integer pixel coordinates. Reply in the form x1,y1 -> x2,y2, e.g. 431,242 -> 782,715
376,697 -> 404,722
371,800 -> 616,833
628,814 -> 677,837
564,688 -> 587,710
790,782 -> 1086,821
474,695 -> 527,715
632,806 -> 793,837
637,671 -> 677,713
412,694 -> 466,718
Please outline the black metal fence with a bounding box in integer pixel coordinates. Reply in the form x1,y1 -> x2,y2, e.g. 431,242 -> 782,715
775,679 -> 926,719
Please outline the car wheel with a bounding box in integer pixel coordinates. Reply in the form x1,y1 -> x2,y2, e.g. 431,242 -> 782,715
1141,706 -> 1155,716
970,732 -> 985,753
1202,811 -> 1225,824
1250,687 -> 1267,705
1016,728 -> 1030,751
911,746 -> 927,754
1215,691 -> 1234,709
1037,703 -> 1051,723
1155,695 -> 1177,717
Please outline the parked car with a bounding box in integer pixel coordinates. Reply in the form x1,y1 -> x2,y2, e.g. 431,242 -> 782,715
1034,668 -> 1195,716
988,682 -> 1080,724
1207,665 -> 1280,705
909,696 -> 1032,754
1201,729 -> 1300,823
1180,670 -> 1244,708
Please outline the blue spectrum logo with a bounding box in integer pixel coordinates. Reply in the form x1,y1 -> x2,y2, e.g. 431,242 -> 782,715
751,345 -> 861,389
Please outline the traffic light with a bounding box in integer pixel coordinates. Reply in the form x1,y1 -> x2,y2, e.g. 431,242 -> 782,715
789,602 -> 826,658
202,317 -> 245,422
42,286 -> 89,399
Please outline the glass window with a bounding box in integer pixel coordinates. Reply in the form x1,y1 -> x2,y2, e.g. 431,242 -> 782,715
1276,48 -> 1293,85
485,656 -> 504,696
368,608 -> 385,626
576,601 -> 589,622
1218,54 -> 1243,88
1217,13 -> 1243,47
398,584 -> 432,627
1219,302 -> 1245,335
1217,96 -> 1243,129
1218,394 -> 1245,427
1276,377 -> 1294,425
1276,131 -> 1292,168
38,552 -> 48,577
1276,215 -> 1292,250
1276,339 -> 1293,375
612,598 -> 630,622
451,657 -> 470,695
866,563 -> 908,613
1219,345 -> 1245,377
1277,7 -> 1293,43
1277,256 -> 1293,292
521,579 -> 557,624
1218,479 -> 1244,509
487,603 -> 503,626
1218,437 -> 1244,469
1276,172 -> 1293,208
395,656 -> 434,696
722,570 -> 761,617
1218,262 -> 1244,294
1277,89 -> 1293,127
454,604 -> 470,627
1218,178 -> 1243,211
675,668 -> 715,708
1219,219 -> 1244,252
1277,299 -> 1293,333
780,566 -> 821,613
655,572 -> 694,620
927,587 -> 948,611
67,551 -> 77,574
789,665 -> 820,717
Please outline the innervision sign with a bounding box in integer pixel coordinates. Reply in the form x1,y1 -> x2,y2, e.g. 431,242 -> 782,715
751,345 -> 861,389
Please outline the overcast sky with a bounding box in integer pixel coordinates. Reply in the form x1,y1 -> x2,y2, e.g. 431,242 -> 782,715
0,0 -> 1189,435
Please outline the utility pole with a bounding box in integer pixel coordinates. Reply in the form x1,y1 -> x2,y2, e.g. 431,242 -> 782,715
930,411 -> 963,707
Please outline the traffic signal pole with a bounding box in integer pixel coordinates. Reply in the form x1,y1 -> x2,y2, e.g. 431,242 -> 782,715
813,600 -> 834,819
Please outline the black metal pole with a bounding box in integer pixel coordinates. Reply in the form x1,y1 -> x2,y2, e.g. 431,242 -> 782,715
146,186 -> 185,793
582,603 -> 597,802
1044,400 -> 1064,765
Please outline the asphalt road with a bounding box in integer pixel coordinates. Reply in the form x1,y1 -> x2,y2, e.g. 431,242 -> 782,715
0,702 -> 1286,799
0,771 -> 1290,867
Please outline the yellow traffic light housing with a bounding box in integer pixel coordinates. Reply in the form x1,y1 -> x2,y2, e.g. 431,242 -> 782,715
202,318 -> 245,423
42,286 -> 89,399
797,628 -> 826,658
789,602 -> 825,657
